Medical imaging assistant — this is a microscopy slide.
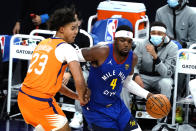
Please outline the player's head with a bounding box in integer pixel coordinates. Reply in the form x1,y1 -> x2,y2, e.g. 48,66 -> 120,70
114,25 -> 133,56
48,6 -> 78,43
149,21 -> 167,47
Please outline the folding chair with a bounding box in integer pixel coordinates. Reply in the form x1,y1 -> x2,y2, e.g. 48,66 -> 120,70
7,34 -> 44,118
172,45 -> 196,128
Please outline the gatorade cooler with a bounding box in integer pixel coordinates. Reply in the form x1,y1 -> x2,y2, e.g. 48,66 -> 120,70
97,1 -> 146,30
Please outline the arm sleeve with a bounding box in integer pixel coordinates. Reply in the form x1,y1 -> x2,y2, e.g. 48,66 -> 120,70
55,43 -> 79,63
123,75 -> 149,99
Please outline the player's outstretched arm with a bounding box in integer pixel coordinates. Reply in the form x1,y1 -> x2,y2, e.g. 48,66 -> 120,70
59,83 -> 79,100
123,74 -> 151,99
123,53 -> 152,99
68,61 -> 90,105
59,72 -> 79,100
76,45 -> 109,66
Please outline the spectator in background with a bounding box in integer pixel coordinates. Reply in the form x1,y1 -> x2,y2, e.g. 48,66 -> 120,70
156,0 -> 196,123
155,0 -> 196,48
134,22 -> 178,100
12,0 -> 73,84
12,0 -> 70,34
12,0 -> 104,34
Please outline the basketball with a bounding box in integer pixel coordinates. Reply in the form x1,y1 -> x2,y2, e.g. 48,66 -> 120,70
146,94 -> 171,119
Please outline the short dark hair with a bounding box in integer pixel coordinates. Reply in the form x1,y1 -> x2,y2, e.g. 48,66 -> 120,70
116,25 -> 133,32
48,6 -> 76,31
150,21 -> 167,30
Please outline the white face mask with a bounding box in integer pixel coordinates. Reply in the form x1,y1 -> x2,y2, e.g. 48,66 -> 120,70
167,0 -> 179,8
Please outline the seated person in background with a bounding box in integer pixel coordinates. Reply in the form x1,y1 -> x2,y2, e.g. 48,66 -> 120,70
133,21 -> 178,100
155,0 -> 196,48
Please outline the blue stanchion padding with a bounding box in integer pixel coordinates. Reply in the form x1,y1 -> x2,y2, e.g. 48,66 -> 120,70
91,18 -> 133,45
171,40 -> 182,50
0,35 -> 21,62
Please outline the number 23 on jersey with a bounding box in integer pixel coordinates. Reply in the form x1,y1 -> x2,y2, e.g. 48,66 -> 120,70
28,53 -> 48,75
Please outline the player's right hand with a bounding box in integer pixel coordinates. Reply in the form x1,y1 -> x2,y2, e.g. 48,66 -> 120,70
84,87 -> 91,102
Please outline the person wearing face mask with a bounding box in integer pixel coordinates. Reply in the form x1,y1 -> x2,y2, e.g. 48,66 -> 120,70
133,22 -> 178,100
155,0 -> 196,48
156,0 -> 196,123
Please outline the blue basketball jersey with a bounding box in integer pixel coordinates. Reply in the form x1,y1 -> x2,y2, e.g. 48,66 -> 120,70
87,43 -> 133,106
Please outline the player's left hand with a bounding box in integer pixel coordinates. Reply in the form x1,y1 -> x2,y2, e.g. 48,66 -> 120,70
84,87 -> 91,102
146,92 -> 154,99
80,87 -> 91,106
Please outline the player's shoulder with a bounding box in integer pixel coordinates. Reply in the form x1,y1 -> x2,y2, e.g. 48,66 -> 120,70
88,43 -> 110,60
132,52 -> 138,61
93,43 -> 109,53
56,42 -> 76,52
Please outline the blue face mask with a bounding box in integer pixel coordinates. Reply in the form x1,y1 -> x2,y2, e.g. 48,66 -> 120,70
167,0 -> 179,8
150,35 -> 163,46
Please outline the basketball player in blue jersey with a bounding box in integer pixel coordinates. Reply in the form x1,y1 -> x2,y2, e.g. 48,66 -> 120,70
76,25 -> 153,131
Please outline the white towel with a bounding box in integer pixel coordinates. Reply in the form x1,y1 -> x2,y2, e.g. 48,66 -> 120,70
189,79 -> 196,107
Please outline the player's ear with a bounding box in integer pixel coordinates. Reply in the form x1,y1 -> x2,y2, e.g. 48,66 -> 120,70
59,26 -> 65,33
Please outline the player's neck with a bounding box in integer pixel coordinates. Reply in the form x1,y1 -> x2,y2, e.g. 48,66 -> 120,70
113,49 -> 127,63
55,32 -> 66,42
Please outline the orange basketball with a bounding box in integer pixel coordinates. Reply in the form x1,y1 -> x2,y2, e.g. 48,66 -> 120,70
146,94 -> 171,119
